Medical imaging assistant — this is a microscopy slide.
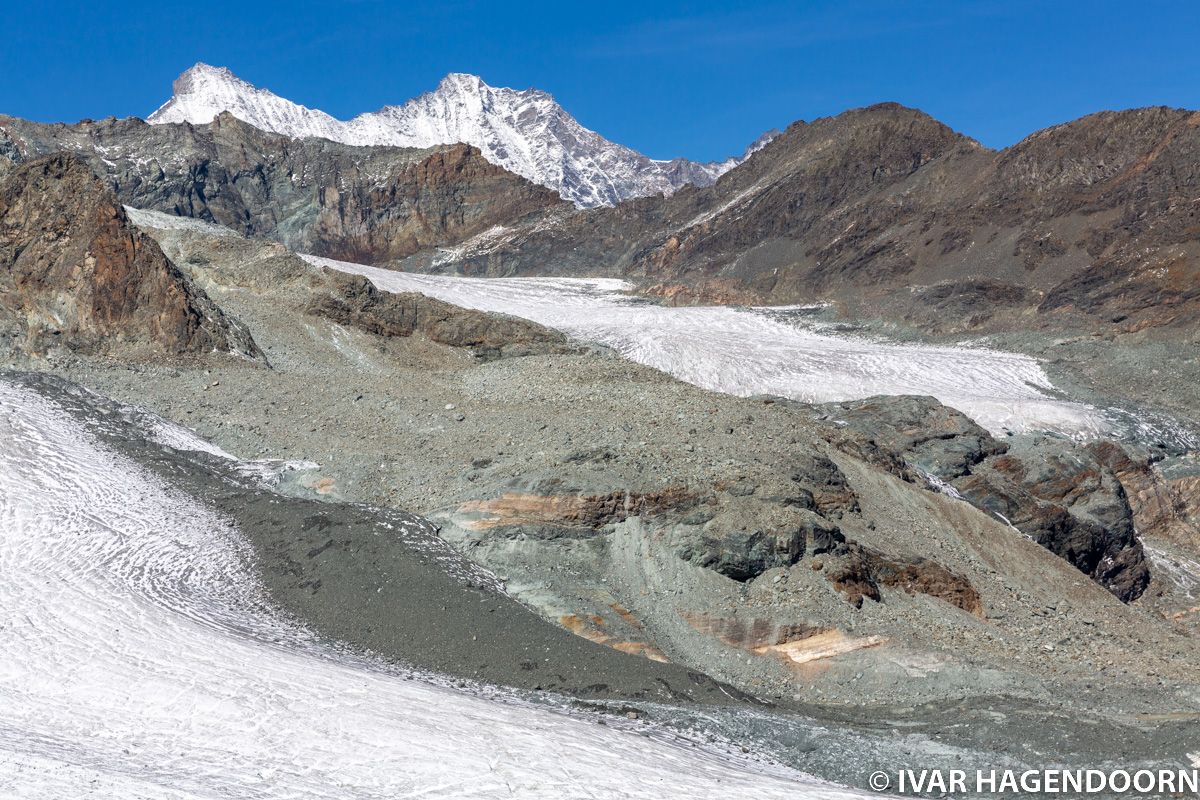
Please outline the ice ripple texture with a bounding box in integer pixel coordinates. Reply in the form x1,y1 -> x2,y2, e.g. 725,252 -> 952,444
0,379 -> 877,799
303,255 -> 1106,438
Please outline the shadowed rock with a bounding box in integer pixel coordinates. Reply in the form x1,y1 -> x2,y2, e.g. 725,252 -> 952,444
819,395 -> 1150,601
674,509 -> 842,582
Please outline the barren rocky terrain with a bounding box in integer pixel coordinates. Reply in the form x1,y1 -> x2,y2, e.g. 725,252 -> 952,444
3,91 -> 1200,797
403,104 -> 1200,345
4,203 -> 1195,784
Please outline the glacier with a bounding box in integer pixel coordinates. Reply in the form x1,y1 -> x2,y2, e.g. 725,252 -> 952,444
147,63 -> 770,208
0,376 -> 879,799
302,254 -> 1108,438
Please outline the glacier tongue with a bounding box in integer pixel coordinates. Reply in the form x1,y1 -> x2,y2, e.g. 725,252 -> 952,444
147,63 -> 766,208
0,377 -> 875,799
303,254 -> 1108,439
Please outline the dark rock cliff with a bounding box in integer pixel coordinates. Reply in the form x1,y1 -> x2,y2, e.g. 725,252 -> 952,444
818,396 -> 1150,601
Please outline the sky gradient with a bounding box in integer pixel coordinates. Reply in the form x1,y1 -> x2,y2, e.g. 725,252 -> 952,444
5,0 -> 1199,161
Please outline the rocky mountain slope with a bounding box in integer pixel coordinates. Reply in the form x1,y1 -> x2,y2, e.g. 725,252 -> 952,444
0,111 -> 562,263
148,64 -> 767,208
420,102 -> 1200,336
13,215 -> 1195,777
0,153 -> 258,358
3,153 -> 1198,793
3,67 -> 1200,798
10,84 -> 1198,341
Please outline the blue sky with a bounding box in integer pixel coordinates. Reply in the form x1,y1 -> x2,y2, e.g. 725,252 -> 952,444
5,1 -> 1199,161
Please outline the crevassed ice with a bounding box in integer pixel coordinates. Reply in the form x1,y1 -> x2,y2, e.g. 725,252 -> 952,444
0,379 -> 875,799
302,255 -> 1107,438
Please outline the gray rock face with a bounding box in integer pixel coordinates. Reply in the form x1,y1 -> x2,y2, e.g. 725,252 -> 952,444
0,112 -> 562,265
954,440 -> 1150,602
673,508 -> 843,582
788,453 -> 860,516
821,396 -> 1009,481
818,395 -> 1151,601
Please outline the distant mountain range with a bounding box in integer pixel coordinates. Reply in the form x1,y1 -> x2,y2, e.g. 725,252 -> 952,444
148,63 -> 775,208
3,65 -> 1197,340
411,102 -> 1200,338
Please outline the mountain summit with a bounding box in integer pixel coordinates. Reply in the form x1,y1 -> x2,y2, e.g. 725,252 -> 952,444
149,64 -> 349,143
148,63 -> 768,207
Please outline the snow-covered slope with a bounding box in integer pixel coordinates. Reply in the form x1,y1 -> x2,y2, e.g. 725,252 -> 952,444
0,376 -> 874,799
147,63 -> 351,143
148,63 -> 771,208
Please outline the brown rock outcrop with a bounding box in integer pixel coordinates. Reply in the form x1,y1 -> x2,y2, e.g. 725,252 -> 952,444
0,153 -> 259,358
822,543 -> 982,614
869,551 -> 983,615
310,143 -> 561,263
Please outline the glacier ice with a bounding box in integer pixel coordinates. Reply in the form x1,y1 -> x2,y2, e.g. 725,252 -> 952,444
0,378 -> 877,798
303,255 -> 1108,439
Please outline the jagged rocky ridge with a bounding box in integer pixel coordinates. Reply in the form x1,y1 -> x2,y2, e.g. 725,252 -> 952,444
147,64 -> 769,208
0,111 -> 562,263
0,152 -> 258,358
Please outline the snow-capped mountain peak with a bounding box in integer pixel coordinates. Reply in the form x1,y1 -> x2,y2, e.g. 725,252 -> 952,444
148,63 -> 350,143
148,64 -> 770,208
437,72 -> 490,92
